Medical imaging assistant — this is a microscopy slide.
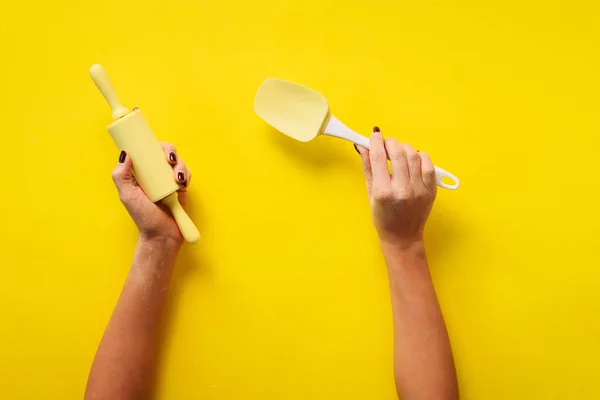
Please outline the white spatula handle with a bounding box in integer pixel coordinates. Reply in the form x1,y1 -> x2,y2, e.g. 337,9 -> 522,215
324,115 -> 371,149
323,116 -> 460,190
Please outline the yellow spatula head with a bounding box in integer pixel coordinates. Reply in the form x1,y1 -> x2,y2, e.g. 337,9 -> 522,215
254,78 -> 331,142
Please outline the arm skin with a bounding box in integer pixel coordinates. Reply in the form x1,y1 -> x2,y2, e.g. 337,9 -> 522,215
383,241 -> 458,400
356,129 -> 458,400
85,142 -> 192,400
85,238 -> 180,400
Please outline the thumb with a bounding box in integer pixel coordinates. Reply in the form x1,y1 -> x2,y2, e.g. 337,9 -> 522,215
111,151 -> 136,197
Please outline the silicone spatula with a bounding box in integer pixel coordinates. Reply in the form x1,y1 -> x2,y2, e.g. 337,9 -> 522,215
254,78 -> 460,190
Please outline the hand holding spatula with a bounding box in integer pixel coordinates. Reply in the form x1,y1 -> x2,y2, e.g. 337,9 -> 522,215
254,78 -> 459,190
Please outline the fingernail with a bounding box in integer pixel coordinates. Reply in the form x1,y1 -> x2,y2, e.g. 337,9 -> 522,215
177,171 -> 185,182
353,144 -> 360,154
119,151 -> 127,163
181,180 -> 188,188
133,107 -> 139,111
169,152 -> 177,162
373,126 -> 380,133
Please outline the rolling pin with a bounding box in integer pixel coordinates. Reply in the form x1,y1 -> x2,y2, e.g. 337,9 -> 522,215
89,64 -> 200,244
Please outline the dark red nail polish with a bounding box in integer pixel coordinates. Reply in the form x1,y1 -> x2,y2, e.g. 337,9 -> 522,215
353,144 -> 360,154
177,171 -> 184,181
119,151 -> 127,163
373,126 -> 380,133
181,180 -> 188,188
169,152 -> 177,162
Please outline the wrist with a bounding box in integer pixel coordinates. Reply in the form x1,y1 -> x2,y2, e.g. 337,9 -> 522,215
380,239 -> 428,273
128,235 -> 180,291
138,234 -> 182,254
379,235 -> 425,255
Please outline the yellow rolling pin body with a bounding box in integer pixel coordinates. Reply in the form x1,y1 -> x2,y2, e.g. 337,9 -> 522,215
89,64 -> 200,244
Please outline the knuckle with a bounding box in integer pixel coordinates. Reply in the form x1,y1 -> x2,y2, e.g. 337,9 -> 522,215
373,150 -> 387,162
373,187 -> 392,201
423,165 -> 436,178
415,189 -> 429,201
392,157 -> 406,167
408,152 -> 421,163
397,189 -> 412,201
391,183 -> 413,201
391,151 -> 404,162
111,168 -> 120,183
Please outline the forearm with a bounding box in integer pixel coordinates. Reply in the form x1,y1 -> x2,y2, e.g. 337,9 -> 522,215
85,236 -> 181,400
383,241 -> 458,400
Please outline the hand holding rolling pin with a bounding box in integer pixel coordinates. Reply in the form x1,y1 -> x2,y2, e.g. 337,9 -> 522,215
112,142 -> 192,246
90,64 -> 200,244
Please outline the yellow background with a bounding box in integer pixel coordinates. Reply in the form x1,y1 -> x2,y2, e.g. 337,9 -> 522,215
1,0 -> 599,398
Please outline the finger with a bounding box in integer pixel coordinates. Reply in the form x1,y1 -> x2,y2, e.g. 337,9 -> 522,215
419,152 -> 437,194
385,138 -> 409,184
176,169 -> 186,186
403,143 -> 422,184
355,144 -> 373,196
111,151 -> 136,198
369,130 -> 390,189
174,157 -> 189,189
175,166 -> 192,192
161,142 -> 178,165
